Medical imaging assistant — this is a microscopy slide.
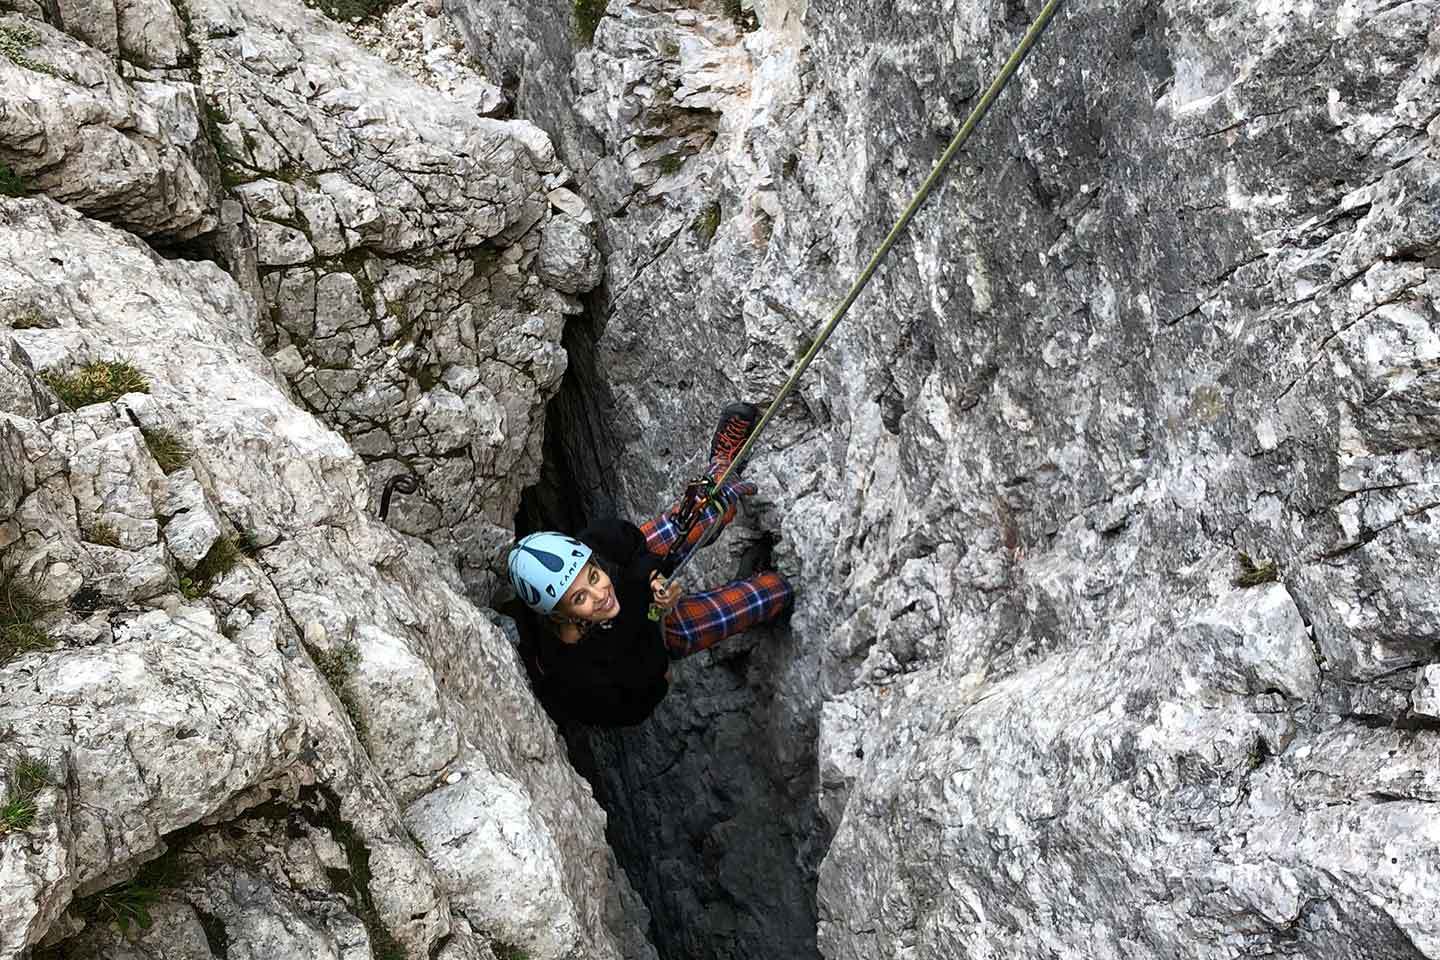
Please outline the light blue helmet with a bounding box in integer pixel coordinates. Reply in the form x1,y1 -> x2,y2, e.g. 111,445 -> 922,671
508,532 -> 593,613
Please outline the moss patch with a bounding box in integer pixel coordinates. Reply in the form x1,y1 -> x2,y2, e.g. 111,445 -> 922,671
141,428 -> 190,474
691,201 -> 722,247
41,359 -> 150,410
575,0 -> 606,44
0,22 -> 65,80
0,161 -> 28,198
0,563 -> 57,666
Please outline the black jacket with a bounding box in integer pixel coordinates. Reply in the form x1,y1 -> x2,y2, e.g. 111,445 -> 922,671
534,518 -> 671,727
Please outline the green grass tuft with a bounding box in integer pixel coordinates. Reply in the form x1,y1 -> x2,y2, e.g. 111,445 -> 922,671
41,359 -> 150,409
88,877 -> 164,934
7,312 -> 44,329
86,521 -> 122,548
1234,552 -> 1279,588
13,756 -> 53,794
194,537 -> 241,583
179,537 -> 243,599
0,792 -> 36,831
0,753 -> 54,834
490,942 -> 530,960
574,0 -> 606,44
141,427 -> 190,474
309,637 -> 369,743
0,562 -> 57,667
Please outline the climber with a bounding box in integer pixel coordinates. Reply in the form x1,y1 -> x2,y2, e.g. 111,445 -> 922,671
508,403 -> 793,727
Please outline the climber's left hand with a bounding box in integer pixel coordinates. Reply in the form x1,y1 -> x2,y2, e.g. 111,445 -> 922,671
649,571 -> 682,612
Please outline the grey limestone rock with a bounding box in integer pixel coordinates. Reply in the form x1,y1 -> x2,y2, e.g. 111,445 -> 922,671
0,195 -> 650,960
0,13 -> 218,240
451,0 -> 1440,956
183,0 -> 603,594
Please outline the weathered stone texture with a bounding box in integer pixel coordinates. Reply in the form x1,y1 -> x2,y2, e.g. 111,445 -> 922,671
0,196 -> 650,960
181,0 -> 602,596
451,0 -> 1440,957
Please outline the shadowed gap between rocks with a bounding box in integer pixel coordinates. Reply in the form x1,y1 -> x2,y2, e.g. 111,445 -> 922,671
511,305 -> 825,960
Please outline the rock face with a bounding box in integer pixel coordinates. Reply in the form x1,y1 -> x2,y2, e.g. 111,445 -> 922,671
0,192 -> 651,960
0,11 -> 218,241
182,0 -> 602,596
451,0 -> 1440,957
5,0 -> 1440,956
0,0 -> 654,952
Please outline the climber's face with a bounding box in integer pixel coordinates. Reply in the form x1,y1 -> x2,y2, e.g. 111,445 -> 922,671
556,562 -> 619,622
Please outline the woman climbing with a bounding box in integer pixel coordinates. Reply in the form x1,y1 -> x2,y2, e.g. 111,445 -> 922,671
508,403 -> 794,727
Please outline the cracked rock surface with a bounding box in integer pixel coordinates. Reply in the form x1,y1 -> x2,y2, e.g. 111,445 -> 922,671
454,0 -> 1440,957
185,0 -> 600,595
0,192 -> 650,960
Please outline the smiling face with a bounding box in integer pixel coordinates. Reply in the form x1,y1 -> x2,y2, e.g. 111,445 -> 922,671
555,561 -> 619,622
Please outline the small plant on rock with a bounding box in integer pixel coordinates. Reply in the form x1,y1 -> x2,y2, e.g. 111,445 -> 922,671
301,0 -> 394,22
0,792 -> 36,832
309,636 -> 369,742
691,201 -> 722,247
574,0 -> 606,44
0,162 -> 28,198
141,427 -> 190,474
194,537 -> 241,583
41,359 -> 150,410
7,312 -> 44,329
0,22 -> 63,79
0,562 -> 57,667
1234,552 -> 1279,588
178,537 -> 243,599
237,529 -> 263,557
90,879 -> 162,934
489,942 -> 530,960
86,521 -> 122,548
0,752 -> 54,834
72,840 -> 189,937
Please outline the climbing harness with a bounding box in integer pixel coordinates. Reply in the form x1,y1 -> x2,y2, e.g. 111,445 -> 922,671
648,0 -> 1066,617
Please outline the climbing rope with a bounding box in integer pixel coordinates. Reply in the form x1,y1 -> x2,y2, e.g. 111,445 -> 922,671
659,0 -> 1066,586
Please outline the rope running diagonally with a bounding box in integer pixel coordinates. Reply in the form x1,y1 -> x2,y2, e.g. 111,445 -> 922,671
662,0 -> 1067,583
